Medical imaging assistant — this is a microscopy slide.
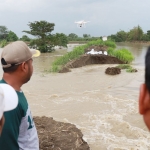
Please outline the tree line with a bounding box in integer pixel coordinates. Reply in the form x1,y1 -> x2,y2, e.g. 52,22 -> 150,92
63,25 -> 150,43
0,21 -> 150,53
67,33 -> 99,41
0,21 -> 99,53
109,25 -> 150,42
0,21 -> 69,52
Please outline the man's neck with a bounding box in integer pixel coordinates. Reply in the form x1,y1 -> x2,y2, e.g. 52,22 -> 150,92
3,74 -> 22,91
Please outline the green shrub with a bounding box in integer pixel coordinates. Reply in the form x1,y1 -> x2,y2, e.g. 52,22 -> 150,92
107,48 -> 134,63
113,49 -> 134,63
126,68 -> 137,73
115,64 -> 132,69
115,64 -> 137,73
107,47 -> 115,56
50,65 -> 60,72
52,45 -> 85,66
104,40 -> 116,48
0,40 -> 8,48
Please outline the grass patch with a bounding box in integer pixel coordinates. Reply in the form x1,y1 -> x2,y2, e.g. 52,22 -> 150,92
0,40 -> 8,48
115,64 -> 132,69
108,48 -> 134,63
52,45 -> 87,66
115,64 -> 137,73
50,65 -> 60,72
114,49 -> 134,63
126,68 -> 138,73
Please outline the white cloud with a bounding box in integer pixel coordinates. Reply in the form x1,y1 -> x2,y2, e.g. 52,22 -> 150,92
0,0 -> 45,12
0,0 -> 150,37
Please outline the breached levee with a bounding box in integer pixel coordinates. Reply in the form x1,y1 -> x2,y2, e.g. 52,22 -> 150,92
52,40 -> 134,73
59,54 -> 125,73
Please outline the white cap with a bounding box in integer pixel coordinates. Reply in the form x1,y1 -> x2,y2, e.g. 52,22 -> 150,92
0,84 -> 18,119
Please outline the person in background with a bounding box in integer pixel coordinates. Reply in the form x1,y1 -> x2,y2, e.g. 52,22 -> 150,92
0,84 -> 18,135
0,41 -> 40,150
139,46 -> 150,130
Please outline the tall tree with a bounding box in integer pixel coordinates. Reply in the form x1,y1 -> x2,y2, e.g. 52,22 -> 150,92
53,33 -> 68,48
23,21 -> 55,52
20,35 -> 31,41
68,33 -> 78,41
147,30 -> 150,40
116,30 -> 127,42
110,34 -> 120,42
7,31 -> 18,42
0,26 -> 8,40
83,34 -> 91,38
128,25 -> 143,41
142,33 -> 149,41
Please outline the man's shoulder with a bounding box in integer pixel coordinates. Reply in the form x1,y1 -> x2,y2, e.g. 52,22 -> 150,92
0,79 -> 6,83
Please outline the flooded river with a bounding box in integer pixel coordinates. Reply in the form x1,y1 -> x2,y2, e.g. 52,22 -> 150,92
0,43 -> 150,149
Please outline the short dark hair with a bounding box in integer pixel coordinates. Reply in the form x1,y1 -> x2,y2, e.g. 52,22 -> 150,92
145,46 -> 150,92
1,57 -> 20,73
2,65 -> 19,73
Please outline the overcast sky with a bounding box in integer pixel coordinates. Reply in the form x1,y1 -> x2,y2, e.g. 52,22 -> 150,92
0,0 -> 149,38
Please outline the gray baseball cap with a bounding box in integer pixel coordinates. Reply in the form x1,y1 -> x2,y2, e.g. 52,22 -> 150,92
1,41 -> 40,68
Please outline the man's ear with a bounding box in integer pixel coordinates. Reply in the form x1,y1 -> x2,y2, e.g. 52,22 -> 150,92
139,83 -> 150,114
20,62 -> 27,72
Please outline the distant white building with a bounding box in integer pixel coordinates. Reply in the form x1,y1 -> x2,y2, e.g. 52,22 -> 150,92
102,36 -> 107,41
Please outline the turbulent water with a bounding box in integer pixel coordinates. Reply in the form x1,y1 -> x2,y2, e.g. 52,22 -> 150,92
0,43 -> 150,150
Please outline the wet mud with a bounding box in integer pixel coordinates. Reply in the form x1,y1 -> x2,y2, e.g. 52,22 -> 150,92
34,116 -> 90,150
105,67 -> 121,75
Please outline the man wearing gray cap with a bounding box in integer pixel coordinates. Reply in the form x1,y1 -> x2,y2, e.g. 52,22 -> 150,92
0,41 -> 40,150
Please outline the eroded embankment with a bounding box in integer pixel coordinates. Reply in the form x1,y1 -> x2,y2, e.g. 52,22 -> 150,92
34,116 -> 90,150
59,54 -> 124,73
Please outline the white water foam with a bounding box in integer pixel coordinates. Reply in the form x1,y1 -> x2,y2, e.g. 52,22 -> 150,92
51,90 -> 150,150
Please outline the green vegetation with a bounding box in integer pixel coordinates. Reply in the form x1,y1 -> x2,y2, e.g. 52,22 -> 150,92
126,68 -> 137,73
0,26 -> 8,40
20,35 -> 31,41
109,25 -> 150,42
7,31 -> 18,42
23,20 -> 55,52
68,33 -> 100,42
1,22 -> 150,54
86,40 -> 116,48
115,64 -> 137,73
108,48 -> 134,63
0,26 -> 18,43
51,40 -> 134,72
52,40 -> 116,67
50,65 -> 60,72
68,25 -> 150,42
115,64 -> 132,69
0,40 -> 8,48
52,45 -> 87,67
52,33 -> 68,48
23,21 -> 68,52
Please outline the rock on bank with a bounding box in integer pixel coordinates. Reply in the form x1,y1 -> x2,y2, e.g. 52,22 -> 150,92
34,116 -> 90,150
